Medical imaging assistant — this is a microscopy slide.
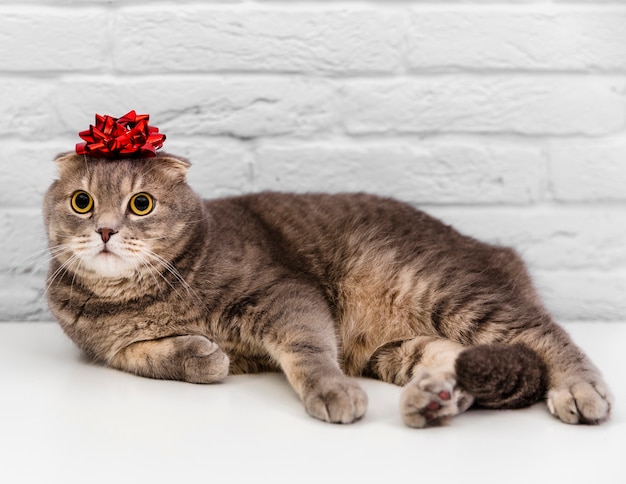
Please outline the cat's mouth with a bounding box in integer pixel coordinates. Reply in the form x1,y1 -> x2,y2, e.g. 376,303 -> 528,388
97,242 -> 112,253
95,243 -> 122,262
87,246 -> 134,278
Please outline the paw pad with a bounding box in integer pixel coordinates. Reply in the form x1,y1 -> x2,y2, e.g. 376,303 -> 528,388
400,369 -> 474,428
426,401 -> 441,411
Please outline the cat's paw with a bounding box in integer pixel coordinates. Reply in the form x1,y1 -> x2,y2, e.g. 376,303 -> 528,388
401,368 -> 474,428
547,378 -> 612,425
178,335 -> 230,384
303,377 -> 368,424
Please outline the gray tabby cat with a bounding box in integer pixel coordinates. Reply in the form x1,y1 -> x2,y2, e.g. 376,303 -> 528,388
44,152 -> 612,427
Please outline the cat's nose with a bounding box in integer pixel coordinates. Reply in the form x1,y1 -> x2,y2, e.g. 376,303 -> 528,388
97,228 -> 118,243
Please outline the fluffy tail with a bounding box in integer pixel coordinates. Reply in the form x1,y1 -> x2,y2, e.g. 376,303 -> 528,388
455,343 -> 548,409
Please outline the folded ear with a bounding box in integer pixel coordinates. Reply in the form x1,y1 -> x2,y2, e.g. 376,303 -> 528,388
153,153 -> 191,181
53,151 -> 191,181
53,152 -> 86,178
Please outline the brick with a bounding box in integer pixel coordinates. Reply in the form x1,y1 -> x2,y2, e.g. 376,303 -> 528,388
1,209 -> 49,274
407,10 -> 626,71
0,141 -> 66,208
255,0 -> 540,3
341,76 -> 625,136
55,77 -> 339,138
0,7 -> 110,71
0,272 -> 50,321
114,6 -> 404,74
426,207 -> 626,271
533,270 -> 626,321
253,140 -> 546,204
165,138 -> 253,198
0,79 -> 57,137
10,0 -> 242,3
555,0 -> 624,3
550,140 -> 626,201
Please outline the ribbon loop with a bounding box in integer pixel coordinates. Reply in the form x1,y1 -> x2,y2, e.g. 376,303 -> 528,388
75,111 -> 165,159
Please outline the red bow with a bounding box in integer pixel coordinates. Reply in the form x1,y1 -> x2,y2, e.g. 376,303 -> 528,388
75,111 -> 166,159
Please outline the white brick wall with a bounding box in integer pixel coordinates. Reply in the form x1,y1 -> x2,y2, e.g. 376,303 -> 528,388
1,0 -> 625,323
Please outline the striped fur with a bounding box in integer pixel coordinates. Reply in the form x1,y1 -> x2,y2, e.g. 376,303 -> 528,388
43,153 -> 612,427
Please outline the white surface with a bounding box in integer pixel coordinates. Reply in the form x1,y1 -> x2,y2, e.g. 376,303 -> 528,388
0,322 -> 623,484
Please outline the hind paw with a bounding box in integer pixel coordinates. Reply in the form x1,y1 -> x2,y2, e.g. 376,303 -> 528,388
401,369 -> 474,428
547,379 -> 612,425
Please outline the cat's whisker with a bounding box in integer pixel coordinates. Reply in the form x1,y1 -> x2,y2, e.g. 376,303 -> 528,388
30,248 -> 74,275
68,255 -> 86,305
144,248 -> 221,291
11,244 -> 79,321
44,253 -> 81,295
134,255 -> 170,298
178,214 -> 213,227
24,251 -> 82,322
150,260 -> 194,298
146,257 -> 199,304
8,244 -> 72,274
141,249 -> 207,302
138,235 -> 170,242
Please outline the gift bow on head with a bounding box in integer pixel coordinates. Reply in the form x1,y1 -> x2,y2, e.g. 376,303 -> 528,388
75,110 -> 166,159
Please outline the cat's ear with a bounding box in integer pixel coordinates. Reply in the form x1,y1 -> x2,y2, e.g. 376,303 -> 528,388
154,153 -> 191,181
53,152 -> 85,178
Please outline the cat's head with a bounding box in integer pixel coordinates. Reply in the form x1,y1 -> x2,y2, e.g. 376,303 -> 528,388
43,152 -> 203,281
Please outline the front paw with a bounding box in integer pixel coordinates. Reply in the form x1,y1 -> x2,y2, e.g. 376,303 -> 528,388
401,369 -> 474,428
547,379 -> 612,425
302,377 -> 368,424
178,335 -> 230,384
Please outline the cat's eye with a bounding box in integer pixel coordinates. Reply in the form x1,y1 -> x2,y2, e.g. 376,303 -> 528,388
71,191 -> 94,214
129,192 -> 154,216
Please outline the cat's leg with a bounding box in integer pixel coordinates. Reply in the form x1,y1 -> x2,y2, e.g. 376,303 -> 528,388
109,335 -> 230,383
279,349 -> 368,424
257,283 -> 368,424
510,317 -> 612,425
366,336 -> 473,428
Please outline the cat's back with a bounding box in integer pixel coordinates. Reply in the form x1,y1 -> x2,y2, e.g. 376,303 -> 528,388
204,191 -> 525,294
208,191 -> 456,247
202,191 -> 477,280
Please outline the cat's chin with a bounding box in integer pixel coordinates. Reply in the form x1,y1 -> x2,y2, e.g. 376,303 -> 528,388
85,252 -> 136,279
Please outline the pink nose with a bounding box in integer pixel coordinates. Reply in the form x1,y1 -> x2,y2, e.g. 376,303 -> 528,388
97,228 -> 117,243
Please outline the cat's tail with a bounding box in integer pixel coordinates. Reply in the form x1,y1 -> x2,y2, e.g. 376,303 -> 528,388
455,343 -> 548,409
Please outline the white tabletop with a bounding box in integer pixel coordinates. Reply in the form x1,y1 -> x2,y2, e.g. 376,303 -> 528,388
0,322 -> 623,484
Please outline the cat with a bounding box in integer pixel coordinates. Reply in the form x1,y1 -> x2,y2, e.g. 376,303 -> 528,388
43,151 -> 612,427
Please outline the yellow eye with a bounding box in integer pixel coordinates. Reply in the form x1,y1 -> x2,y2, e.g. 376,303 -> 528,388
129,192 -> 154,216
71,191 -> 93,214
